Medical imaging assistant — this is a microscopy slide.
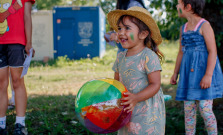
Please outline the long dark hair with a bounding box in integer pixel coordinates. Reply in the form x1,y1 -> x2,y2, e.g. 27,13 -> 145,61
117,15 -> 164,63
116,0 -> 146,10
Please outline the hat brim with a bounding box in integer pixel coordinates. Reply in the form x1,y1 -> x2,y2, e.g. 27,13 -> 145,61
107,7 -> 162,46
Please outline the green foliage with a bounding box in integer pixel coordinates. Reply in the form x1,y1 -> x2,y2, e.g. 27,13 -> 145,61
98,0 -> 116,32
149,0 -> 185,40
70,0 -> 99,6
35,0 -> 63,10
55,55 -> 73,67
35,0 -> 100,10
148,0 -> 223,68
34,0 -> 116,11
99,0 -> 116,15
148,0 -> 223,40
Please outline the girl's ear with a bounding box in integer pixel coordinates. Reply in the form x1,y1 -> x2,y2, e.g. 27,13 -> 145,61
139,30 -> 149,40
185,4 -> 192,11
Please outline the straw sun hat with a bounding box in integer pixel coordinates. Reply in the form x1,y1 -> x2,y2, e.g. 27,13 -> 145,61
107,6 -> 162,46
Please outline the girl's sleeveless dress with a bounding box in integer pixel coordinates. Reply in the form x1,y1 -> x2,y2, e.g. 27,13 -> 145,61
113,47 -> 165,135
176,19 -> 223,101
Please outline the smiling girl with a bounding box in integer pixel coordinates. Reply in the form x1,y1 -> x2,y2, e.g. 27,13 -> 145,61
107,6 -> 165,135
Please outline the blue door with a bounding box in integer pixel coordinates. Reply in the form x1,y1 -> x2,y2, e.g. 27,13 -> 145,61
56,18 -> 75,59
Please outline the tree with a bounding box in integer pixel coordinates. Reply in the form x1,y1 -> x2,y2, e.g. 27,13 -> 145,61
99,0 -> 116,15
148,0 -> 223,68
35,0 -> 101,10
35,0 -> 63,10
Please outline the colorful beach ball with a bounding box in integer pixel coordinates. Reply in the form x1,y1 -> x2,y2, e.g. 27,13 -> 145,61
75,78 -> 132,134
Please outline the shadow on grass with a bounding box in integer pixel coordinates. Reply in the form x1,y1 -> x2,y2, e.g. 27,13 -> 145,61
7,95 -> 117,135
6,91 -> 223,135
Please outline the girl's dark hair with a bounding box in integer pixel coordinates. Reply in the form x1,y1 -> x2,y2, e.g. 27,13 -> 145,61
117,15 -> 164,63
116,0 -> 146,10
182,0 -> 205,16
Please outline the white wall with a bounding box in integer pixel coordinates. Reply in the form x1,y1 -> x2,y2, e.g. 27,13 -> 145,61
32,10 -> 54,61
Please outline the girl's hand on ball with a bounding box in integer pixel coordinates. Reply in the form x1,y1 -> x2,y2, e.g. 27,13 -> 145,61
121,92 -> 138,113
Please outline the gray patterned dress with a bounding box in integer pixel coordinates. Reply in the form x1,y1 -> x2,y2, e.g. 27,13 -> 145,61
112,47 -> 165,135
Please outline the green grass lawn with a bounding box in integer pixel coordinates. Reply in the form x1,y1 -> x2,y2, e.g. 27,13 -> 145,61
6,41 -> 223,135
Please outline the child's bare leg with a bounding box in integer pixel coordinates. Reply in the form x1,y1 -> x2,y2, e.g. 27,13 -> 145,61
0,67 -> 9,129
184,101 -> 197,135
10,67 -> 27,117
0,67 -> 9,116
199,100 -> 217,135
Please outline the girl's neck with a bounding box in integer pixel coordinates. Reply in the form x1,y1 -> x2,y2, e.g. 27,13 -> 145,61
126,45 -> 145,57
186,14 -> 202,25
